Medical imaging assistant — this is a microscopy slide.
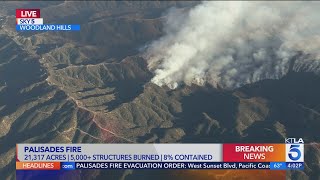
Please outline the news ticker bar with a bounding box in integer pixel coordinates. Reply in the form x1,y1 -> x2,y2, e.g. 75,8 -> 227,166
16,25 -> 80,31
16,143 -> 304,163
16,162 -> 304,170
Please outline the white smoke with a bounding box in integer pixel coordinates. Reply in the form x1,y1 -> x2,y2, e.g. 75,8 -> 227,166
144,1 -> 320,89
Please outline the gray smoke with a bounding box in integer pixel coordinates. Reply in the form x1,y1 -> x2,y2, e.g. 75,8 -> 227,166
144,1 -> 320,89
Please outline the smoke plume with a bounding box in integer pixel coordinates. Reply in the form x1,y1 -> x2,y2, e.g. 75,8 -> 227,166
144,1 -> 320,89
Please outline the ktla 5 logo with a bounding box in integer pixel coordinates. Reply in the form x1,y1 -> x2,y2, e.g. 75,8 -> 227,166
286,144 -> 304,162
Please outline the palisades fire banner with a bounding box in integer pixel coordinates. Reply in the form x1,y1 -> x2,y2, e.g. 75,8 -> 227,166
16,139 -> 304,171
15,9 -> 80,31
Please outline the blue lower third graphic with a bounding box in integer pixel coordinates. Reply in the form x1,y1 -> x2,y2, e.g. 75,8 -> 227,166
16,24 -> 80,31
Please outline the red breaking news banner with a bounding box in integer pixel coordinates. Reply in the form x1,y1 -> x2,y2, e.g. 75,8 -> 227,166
16,9 -> 40,18
223,144 -> 286,162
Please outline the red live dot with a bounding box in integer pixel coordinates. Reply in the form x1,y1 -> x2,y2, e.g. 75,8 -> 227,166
16,9 -> 40,18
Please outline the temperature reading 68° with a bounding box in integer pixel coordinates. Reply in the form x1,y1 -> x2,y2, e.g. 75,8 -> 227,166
273,163 -> 283,169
